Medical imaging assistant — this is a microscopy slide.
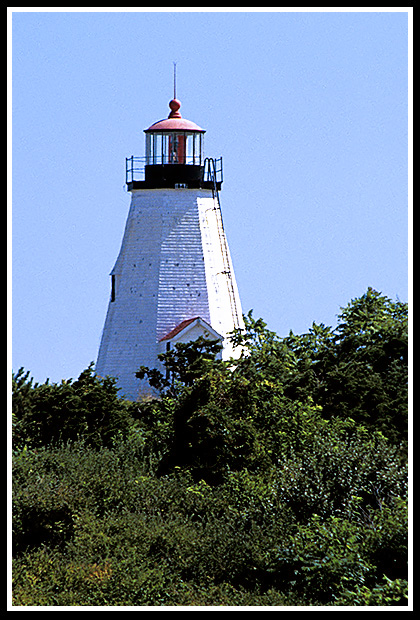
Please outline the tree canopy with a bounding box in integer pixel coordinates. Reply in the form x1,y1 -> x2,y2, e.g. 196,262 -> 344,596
11,289 -> 409,607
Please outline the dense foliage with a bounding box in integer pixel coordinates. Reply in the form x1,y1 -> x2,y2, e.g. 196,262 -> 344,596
11,289 -> 409,607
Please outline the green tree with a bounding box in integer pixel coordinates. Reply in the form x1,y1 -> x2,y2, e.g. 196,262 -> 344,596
136,336 -> 223,394
233,289 -> 408,445
323,288 -> 408,443
12,363 -> 132,448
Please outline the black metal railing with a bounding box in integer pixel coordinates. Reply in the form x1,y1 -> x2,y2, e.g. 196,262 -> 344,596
126,157 -> 146,184
203,157 -> 223,187
125,156 -> 223,186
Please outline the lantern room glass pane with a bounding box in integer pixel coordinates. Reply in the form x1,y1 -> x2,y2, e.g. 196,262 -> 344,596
153,134 -> 163,165
194,133 -> 203,165
145,134 -> 152,164
161,134 -> 168,163
187,135 -> 193,163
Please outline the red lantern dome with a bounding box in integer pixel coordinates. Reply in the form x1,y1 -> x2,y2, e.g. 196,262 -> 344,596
144,98 -> 205,133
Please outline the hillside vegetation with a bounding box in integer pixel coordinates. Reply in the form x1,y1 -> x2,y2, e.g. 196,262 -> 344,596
11,288 -> 409,607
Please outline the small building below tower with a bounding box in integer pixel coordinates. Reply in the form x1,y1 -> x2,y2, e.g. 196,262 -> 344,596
158,316 -> 223,357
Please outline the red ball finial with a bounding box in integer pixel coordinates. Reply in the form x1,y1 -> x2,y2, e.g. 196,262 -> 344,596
168,98 -> 182,118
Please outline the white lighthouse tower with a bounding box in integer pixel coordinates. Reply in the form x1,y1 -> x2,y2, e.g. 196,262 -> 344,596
96,93 -> 244,400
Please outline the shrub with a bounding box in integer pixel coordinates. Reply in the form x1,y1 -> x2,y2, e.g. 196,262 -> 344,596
12,364 -> 133,449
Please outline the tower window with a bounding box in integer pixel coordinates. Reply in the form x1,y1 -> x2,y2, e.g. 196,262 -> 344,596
111,275 -> 116,302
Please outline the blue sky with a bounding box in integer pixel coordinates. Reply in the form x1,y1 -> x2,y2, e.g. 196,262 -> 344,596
10,8 -> 411,385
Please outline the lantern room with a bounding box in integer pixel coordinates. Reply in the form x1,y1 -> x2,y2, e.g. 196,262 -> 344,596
145,99 -> 204,166
126,98 -> 222,191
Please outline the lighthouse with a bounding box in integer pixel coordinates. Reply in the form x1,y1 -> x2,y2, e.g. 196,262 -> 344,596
96,94 -> 244,400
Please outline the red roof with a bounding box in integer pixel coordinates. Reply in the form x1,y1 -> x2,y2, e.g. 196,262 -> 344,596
159,317 -> 200,341
145,117 -> 204,133
145,99 -> 205,133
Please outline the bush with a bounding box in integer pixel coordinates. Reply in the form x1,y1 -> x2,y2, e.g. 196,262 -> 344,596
265,505 -> 408,606
12,364 -> 133,449
12,435 -> 408,606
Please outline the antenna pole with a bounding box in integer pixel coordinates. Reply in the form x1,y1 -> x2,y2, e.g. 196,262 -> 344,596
173,61 -> 177,99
